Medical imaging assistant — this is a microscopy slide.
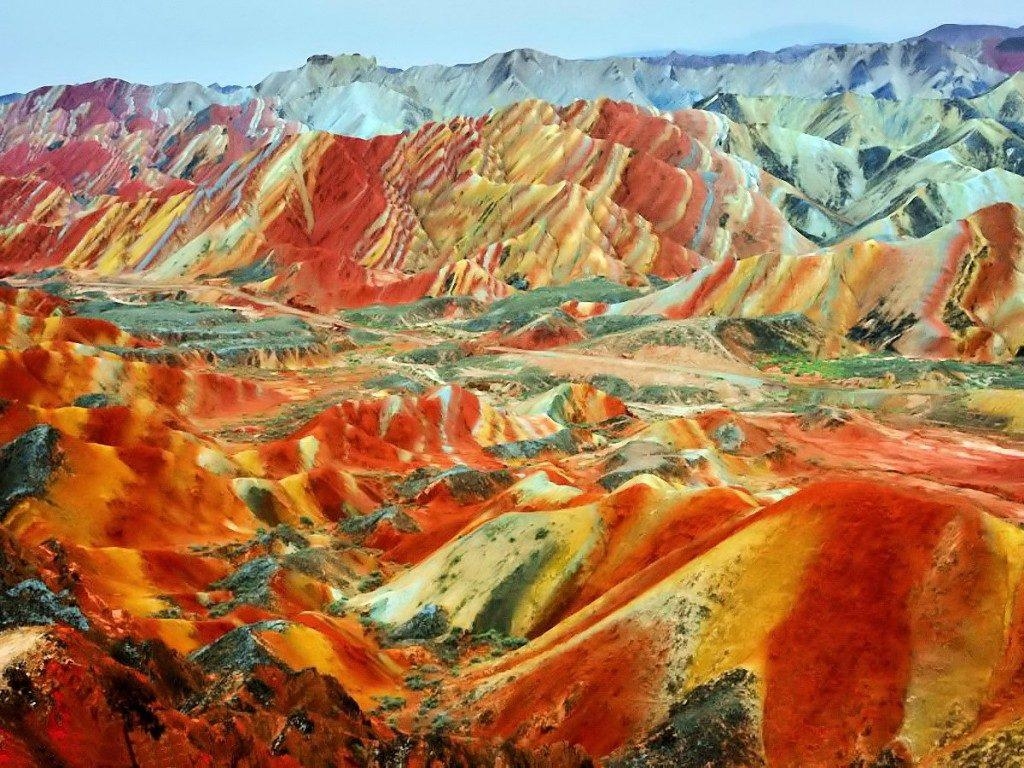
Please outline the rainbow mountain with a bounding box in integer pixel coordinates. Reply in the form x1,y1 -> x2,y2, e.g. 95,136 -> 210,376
3,25 -> 1024,768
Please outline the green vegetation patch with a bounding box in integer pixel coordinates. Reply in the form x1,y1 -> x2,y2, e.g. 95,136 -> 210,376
77,297 -> 322,361
764,353 -> 1024,389
395,341 -> 468,365
364,373 -> 427,393
582,313 -> 664,338
340,296 -> 485,328
217,258 -> 276,285
460,278 -> 643,333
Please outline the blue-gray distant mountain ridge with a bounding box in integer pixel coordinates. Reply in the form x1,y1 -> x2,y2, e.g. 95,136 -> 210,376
3,22 -> 1024,248
3,24 -> 1023,141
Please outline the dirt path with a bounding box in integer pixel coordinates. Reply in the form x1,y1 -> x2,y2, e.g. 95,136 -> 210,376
492,346 -> 770,390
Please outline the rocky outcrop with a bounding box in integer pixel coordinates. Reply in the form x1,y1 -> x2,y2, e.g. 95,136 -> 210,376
0,425 -> 59,520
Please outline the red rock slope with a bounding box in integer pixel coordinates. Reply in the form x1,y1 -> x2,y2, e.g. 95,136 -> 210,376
0,96 -> 812,309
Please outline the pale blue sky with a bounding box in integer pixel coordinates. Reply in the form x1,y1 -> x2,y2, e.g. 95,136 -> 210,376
1,0 -> 1020,93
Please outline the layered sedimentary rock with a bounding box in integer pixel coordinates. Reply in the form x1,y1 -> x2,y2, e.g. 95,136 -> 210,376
0,98 -> 814,309
4,27 -> 1024,768
575,203 -> 1024,360
3,70 -> 1024,318
4,284 -> 1024,767
3,87 -> 1024,317
702,73 -> 1024,241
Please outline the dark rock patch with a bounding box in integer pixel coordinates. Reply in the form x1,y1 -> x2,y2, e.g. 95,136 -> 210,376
583,313 -> 664,339
210,556 -> 280,612
236,484 -> 286,526
339,505 -> 421,537
72,393 -> 118,408
472,544 -> 557,635
600,441 -> 705,490
487,429 -> 578,460
422,467 -> 515,503
713,422 -> 745,453
0,579 -> 88,631
799,405 -> 852,430
389,604 -> 450,641
0,425 -> 60,520
635,384 -> 716,405
714,313 -> 823,357
364,373 -> 426,393
610,668 -> 764,768
848,308 -> 919,350
191,620 -> 290,674
588,374 -> 635,400
396,341 -> 468,365
461,278 -> 641,333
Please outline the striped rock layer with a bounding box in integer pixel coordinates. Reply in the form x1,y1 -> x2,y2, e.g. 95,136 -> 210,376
574,202 -> 1024,360
1,97 -> 815,309
4,286 -> 1024,767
